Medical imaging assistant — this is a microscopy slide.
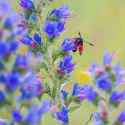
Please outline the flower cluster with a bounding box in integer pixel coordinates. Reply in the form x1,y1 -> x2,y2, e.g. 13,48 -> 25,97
85,51 -> 125,125
0,1 -> 48,124
44,5 -> 70,38
18,1 -> 87,124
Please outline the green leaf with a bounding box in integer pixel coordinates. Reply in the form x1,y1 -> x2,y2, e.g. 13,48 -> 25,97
69,105 -> 81,113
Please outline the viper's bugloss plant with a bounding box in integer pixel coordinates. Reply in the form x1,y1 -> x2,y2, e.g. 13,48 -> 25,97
18,0 -> 91,124
0,1 -> 47,124
0,0 -> 125,125
83,51 -> 125,125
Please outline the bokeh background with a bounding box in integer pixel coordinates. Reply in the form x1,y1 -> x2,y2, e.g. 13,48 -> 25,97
7,0 -> 125,124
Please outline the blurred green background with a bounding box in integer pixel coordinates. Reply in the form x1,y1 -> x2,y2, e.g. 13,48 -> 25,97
8,0 -> 125,124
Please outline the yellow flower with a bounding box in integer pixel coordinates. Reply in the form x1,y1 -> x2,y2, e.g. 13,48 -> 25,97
73,68 -> 91,84
62,68 -> 92,92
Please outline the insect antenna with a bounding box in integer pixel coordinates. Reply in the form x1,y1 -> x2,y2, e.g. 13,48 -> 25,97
78,32 -> 82,38
78,32 -> 94,46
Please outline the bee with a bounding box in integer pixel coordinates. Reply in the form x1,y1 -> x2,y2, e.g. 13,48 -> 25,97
71,32 -> 94,55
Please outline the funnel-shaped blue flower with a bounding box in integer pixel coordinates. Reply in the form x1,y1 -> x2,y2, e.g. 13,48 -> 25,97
56,106 -> 69,124
59,56 -> 74,74
20,0 -> 34,10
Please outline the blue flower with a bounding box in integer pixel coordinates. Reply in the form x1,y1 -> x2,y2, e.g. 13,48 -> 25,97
12,110 -> 22,123
82,85 -> 98,102
0,72 -> 20,92
9,41 -> 19,52
14,55 -> 29,70
118,110 -> 125,123
0,41 -> 19,59
120,90 -> 125,100
56,21 -> 65,32
21,36 -> 33,46
25,100 -> 50,125
21,36 -> 37,48
0,1 -> 11,15
3,17 -> 13,29
33,33 -> 42,45
0,120 -> 6,125
72,84 -> 98,102
39,100 -> 50,114
110,91 -> 123,105
44,21 -> 57,38
61,39 -> 75,52
44,21 -> 65,38
113,63 -> 125,84
96,74 -> 112,91
49,5 -> 70,21
0,42 -> 8,58
103,51 -> 112,65
59,56 -> 74,74
20,74 -> 43,99
20,0 -> 34,10
89,63 -> 98,73
44,5 -> 70,38
72,84 -> 85,101
0,74 -> 6,83
56,106 -> 69,124
92,112 -> 104,125
6,72 -> 20,91
25,105 -> 41,125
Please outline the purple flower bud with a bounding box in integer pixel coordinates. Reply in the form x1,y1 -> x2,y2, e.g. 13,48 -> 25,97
20,0 -> 34,10
33,33 -> 42,45
49,5 -> 70,21
103,51 -> 112,66
21,36 -> 33,46
12,110 -> 22,123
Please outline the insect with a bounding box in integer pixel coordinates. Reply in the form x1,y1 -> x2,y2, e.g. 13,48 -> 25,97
39,0 -> 56,7
71,32 -> 94,55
